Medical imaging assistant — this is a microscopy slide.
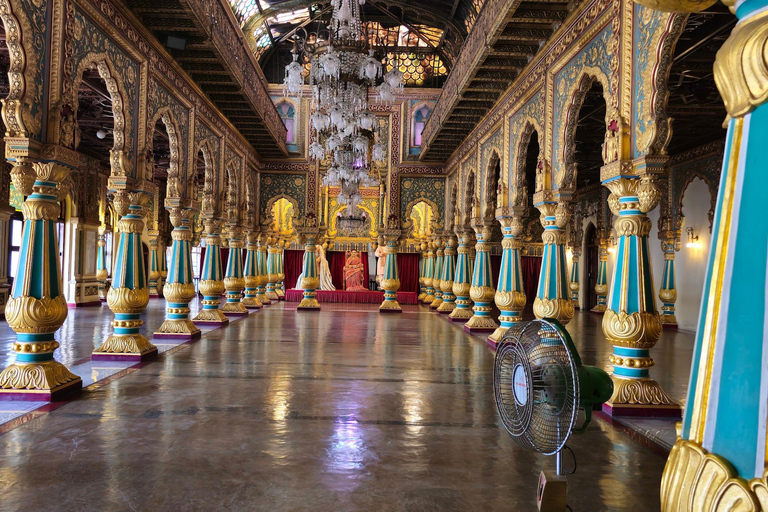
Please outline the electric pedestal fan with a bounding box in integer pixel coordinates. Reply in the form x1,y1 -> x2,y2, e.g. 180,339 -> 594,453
493,318 -> 613,511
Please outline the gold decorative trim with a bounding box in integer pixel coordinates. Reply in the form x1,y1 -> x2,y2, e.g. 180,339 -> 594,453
0,361 -> 80,391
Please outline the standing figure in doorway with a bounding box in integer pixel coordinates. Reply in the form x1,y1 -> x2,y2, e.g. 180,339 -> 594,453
374,236 -> 386,289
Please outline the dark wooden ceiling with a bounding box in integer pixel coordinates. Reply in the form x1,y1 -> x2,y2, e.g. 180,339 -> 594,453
120,0 -> 288,159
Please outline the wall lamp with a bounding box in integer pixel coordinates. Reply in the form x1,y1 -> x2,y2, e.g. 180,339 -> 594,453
686,227 -> 700,249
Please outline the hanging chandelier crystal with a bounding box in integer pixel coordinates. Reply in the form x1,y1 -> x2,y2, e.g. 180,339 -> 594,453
283,0 -> 399,212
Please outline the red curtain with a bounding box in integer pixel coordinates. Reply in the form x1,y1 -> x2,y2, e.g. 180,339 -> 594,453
361,252 -> 369,290
521,256 -> 542,304
284,249 -> 304,289
397,253 -> 420,293
327,251 -> 346,290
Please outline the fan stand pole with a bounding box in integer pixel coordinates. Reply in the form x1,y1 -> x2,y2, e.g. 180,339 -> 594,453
555,450 -> 563,477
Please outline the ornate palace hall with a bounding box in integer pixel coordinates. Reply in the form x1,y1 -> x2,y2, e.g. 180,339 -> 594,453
0,0 -> 765,507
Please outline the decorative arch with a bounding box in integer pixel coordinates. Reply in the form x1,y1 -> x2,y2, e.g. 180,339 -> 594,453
69,53 -> 129,177
195,139 -> 215,213
560,68 -> 614,190
401,196 -> 440,233
275,99 -> 297,145
0,0 -> 37,139
462,168 -> 476,227
512,120 -> 542,206
330,204 -> 376,238
265,193 -> 300,230
448,182 -> 458,232
410,101 -> 433,148
482,150 -> 502,219
149,108 -> 182,198
224,162 -> 240,220
245,171 -> 257,228
677,172 -> 717,232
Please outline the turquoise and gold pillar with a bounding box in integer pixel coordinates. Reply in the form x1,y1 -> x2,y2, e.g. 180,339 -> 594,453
430,238 -> 444,309
148,229 -> 162,298
0,161 -> 82,400
658,220 -> 680,328
93,191 -> 157,361
192,218 -> 229,325
154,206 -> 201,341
158,237 -> 167,297
265,236 -> 279,302
275,239 -> 286,299
417,242 -> 428,302
591,238 -> 609,313
221,224 -> 248,316
256,233 -> 271,306
242,230 -> 263,309
436,235 -> 457,314
465,222 -> 498,333
656,0 -> 768,498
449,229 -> 474,322
488,211 -> 527,346
297,227 -> 320,310
569,247 -> 580,309
532,196 -> 574,325
96,226 -> 109,302
421,242 -> 435,304
379,230 -> 402,313
600,169 -> 676,416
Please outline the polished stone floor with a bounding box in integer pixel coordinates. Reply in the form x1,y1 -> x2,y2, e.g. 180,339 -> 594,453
0,302 -> 693,511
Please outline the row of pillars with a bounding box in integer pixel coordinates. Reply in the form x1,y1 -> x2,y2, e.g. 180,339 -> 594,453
0,162 -> 286,401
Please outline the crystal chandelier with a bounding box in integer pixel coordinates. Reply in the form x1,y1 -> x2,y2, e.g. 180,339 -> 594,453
283,0 -> 401,211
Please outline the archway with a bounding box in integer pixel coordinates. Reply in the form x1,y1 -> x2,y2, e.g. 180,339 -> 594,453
271,197 -> 297,237
573,81 -> 607,190
584,222 -> 598,310
408,200 -> 435,240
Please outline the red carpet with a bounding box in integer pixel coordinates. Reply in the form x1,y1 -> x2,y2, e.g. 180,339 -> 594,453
285,289 -> 419,305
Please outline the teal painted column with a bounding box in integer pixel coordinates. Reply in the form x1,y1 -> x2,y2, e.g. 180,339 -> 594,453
0,161 -> 82,400
659,3 -> 768,499
256,234 -> 271,306
569,247 -> 580,309
94,192 -> 157,361
154,206 -> 201,340
297,227 -> 320,310
436,235 -> 457,314
417,242 -> 428,301
193,218 -> 229,325
221,224 -> 248,316
532,198 -> 574,325
449,229 -> 474,322
158,237 -> 167,297
488,211 -> 526,345
591,239 -> 609,313
242,230 -> 263,309
96,226 -> 109,302
266,237 -> 280,301
275,239 -> 286,299
657,223 -> 680,328
600,170 -> 676,416
465,222 -> 497,333
421,243 -> 435,304
379,231 -> 402,313
148,229 -> 161,298
430,238 -> 444,309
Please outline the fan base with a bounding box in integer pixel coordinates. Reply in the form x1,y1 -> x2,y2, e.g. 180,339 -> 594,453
537,471 -> 567,512
602,401 -> 682,419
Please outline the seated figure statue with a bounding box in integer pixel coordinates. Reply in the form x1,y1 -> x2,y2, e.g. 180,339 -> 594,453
344,250 -> 367,292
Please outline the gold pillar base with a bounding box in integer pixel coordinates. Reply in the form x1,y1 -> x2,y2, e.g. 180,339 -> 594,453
487,326 -> 509,345
660,314 -> 678,327
93,334 -> 158,361
436,301 -> 456,313
298,298 -> 320,309
0,361 -> 83,400
464,314 -> 499,332
275,288 -> 285,298
418,292 -> 426,302
379,299 -> 402,312
661,438 -> 768,512
221,301 -> 249,316
422,293 -> 435,304
154,319 -> 201,340
603,376 -> 680,417
591,304 -> 607,313
192,308 -> 230,325
533,297 -> 575,325
266,290 -> 279,301
429,298 -> 443,309
242,297 -> 263,309
449,307 -> 473,321
258,294 -> 272,306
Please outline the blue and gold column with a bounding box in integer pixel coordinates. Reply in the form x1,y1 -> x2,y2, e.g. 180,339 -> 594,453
488,210 -> 527,346
242,230 -> 263,309
297,227 -> 320,310
449,229 -> 475,322
275,239 -> 286,299
96,226 -> 109,302
436,235 -> 457,314
265,236 -> 280,302
532,196 -> 574,325
421,242 -> 435,304
658,220 -> 680,328
600,170 -> 676,416
158,237 -> 167,297
569,247 -> 580,309
193,218 -> 229,325
0,161 -> 82,400
256,233 -> 271,306
417,242 -> 428,302
655,0 -> 768,498
148,229 -> 161,298
154,206 -> 201,340
591,238 -> 609,313
221,224 -> 248,316
379,230 -> 402,313
430,237 -> 444,309
93,191 -> 157,361
465,222 -> 498,333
